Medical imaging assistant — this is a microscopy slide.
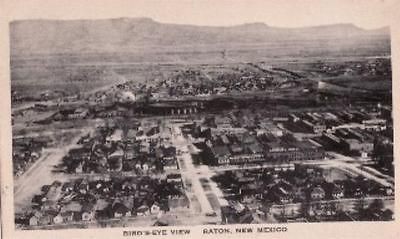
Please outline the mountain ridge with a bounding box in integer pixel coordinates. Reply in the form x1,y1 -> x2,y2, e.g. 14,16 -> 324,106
10,17 -> 388,30
10,17 -> 390,56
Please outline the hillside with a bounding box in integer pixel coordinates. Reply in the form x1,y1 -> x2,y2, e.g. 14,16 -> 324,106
10,18 -> 390,56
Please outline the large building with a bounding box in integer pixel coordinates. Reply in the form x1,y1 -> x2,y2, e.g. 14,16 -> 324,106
263,139 -> 325,162
209,133 -> 324,166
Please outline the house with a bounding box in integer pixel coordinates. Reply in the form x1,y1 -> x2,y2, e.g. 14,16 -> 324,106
211,145 -> 231,165
45,184 -> 62,202
29,215 -> 39,226
293,187 -> 307,202
53,108 -> 74,121
239,183 -> 260,200
61,182 -> 74,193
162,146 -> 177,159
247,142 -> 263,154
39,215 -> 52,225
331,184 -> 344,199
142,163 -> 149,171
275,186 -> 294,204
109,148 -> 124,159
77,179 -> 89,194
150,202 -> 161,214
310,185 -> 326,201
126,129 -> 137,143
81,203 -> 95,221
215,116 -> 232,129
168,195 -> 190,210
121,179 -> 138,191
68,108 -> 89,120
161,147 -> 178,170
75,162 -> 83,173
220,135 -> 230,145
308,204 -> 324,217
125,148 -> 137,161
112,202 -> 131,218
230,201 -> 246,214
106,129 -> 123,144
166,174 -> 182,184
53,214 -> 64,224
354,187 -> 365,198
266,180 -> 294,204
41,201 -> 59,211
230,144 -> 243,154
108,149 -> 124,171
136,205 -> 150,216
94,199 -> 109,212
119,91 -> 136,102
61,201 -> 82,213
384,187 -> 394,196
60,211 -> 74,222
163,157 -> 178,171
122,196 -> 135,210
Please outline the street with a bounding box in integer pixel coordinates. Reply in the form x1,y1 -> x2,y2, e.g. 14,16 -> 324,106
14,127 -> 95,213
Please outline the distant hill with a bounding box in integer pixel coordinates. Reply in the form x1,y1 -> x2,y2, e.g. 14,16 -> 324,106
10,18 -> 390,56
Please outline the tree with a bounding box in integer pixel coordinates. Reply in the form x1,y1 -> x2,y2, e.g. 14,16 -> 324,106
299,202 -> 310,218
368,199 -> 384,214
381,209 -> 393,221
354,197 -> 366,220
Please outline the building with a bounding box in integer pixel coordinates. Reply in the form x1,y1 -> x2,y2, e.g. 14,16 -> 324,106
300,119 -> 326,134
119,91 -> 136,102
53,214 -> 63,224
267,183 -> 294,204
210,145 -> 231,165
29,215 -> 39,226
215,116 -> 232,129
112,202 -> 131,218
309,185 -> 326,201
228,153 -> 265,165
362,118 -> 387,131
68,108 -> 89,120
208,133 -> 324,166
263,140 -> 324,162
331,184 -> 344,199
106,129 -> 123,144
342,139 -> 374,156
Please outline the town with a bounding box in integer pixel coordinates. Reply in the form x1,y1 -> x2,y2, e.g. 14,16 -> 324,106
11,55 -> 394,229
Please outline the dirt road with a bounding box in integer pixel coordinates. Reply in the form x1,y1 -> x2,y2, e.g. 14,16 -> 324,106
14,127 -> 94,213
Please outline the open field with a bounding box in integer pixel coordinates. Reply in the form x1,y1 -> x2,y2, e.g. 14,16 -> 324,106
12,51 -> 391,102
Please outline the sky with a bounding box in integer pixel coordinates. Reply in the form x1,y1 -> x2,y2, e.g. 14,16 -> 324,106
3,0 -> 396,29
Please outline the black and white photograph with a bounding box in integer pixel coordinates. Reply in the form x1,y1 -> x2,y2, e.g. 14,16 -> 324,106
1,0 -> 399,238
